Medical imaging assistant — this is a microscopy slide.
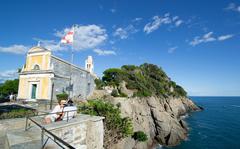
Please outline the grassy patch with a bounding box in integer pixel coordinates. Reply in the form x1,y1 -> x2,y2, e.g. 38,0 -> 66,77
0,108 -> 37,119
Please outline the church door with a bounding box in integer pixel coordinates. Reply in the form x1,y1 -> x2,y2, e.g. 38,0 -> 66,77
31,84 -> 37,99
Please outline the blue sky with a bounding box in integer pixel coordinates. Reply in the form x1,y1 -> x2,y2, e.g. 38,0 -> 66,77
0,0 -> 240,96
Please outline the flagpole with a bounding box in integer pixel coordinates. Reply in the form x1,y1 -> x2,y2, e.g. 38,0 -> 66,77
69,25 -> 75,99
60,25 -> 75,99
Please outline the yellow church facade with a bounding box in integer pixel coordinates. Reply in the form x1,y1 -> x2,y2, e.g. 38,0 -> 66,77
17,46 -> 95,101
17,47 -> 53,101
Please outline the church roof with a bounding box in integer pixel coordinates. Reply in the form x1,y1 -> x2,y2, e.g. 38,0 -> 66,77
28,46 -> 50,54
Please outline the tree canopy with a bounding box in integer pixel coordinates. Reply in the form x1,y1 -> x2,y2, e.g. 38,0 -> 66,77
96,63 -> 187,97
0,79 -> 19,98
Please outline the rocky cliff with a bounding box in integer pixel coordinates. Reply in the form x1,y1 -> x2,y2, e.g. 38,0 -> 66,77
89,90 -> 200,149
89,63 -> 201,148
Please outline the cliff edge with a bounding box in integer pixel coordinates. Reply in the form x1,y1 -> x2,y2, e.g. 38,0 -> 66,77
87,63 -> 201,149
89,91 -> 200,149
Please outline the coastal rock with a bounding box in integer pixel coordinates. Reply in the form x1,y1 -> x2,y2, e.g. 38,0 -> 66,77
119,81 -> 135,97
97,94 -> 200,149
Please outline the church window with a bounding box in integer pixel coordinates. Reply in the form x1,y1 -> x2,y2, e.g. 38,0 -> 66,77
33,64 -> 40,70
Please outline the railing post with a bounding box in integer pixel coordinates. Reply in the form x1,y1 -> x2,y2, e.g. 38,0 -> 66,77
25,116 -> 28,131
67,111 -> 69,122
41,127 -> 45,148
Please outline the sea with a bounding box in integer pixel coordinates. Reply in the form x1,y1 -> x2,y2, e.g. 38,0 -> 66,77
160,96 -> 240,149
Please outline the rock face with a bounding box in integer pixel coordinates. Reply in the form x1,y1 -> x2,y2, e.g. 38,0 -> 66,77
90,91 -> 200,149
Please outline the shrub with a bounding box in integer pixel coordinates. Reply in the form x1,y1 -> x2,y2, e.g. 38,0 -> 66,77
133,90 -> 152,97
0,109 -> 37,120
116,102 -> 121,108
111,89 -> 127,98
78,100 -> 133,146
56,93 -> 68,102
119,92 -> 128,97
174,85 -> 187,97
132,131 -> 148,142
95,78 -> 105,90
102,68 -> 125,87
111,89 -> 119,97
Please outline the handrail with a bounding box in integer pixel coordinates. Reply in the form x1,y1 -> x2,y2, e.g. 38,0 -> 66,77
26,117 -> 75,149
25,109 -> 78,149
42,125 -> 75,149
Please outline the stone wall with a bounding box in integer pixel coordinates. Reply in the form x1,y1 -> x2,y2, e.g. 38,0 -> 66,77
51,56 -> 95,100
50,116 -> 104,149
2,114 -> 104,149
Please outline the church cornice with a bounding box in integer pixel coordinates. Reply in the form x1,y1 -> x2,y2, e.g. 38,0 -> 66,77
19,70 -> 54,75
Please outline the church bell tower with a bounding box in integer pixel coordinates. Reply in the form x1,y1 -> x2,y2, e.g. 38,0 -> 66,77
85,56 -> 94,73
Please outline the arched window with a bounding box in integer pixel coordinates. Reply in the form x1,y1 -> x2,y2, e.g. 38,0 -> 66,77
33,64 -> 40,70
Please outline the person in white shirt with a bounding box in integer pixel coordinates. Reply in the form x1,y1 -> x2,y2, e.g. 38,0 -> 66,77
62,106 -> 77,121
9,93 -> 14,101
44,100 -> 66,124
62,99 -> 77,121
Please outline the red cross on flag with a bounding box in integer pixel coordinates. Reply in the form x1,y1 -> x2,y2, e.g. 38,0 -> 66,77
61,29 -> 74,44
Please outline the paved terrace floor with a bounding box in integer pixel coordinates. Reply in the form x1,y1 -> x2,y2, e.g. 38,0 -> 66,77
2,113 -> 104,149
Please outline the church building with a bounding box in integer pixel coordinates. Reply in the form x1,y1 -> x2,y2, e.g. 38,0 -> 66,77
17,46 -> 96,101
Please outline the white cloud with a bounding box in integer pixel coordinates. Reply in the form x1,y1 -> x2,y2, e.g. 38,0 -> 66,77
168,46 -> 178,53
109,40 -> 115,44
113,24 -> 138,39
203,32 -> 216,42
110,9 -> 116,13
172,16 -> 179,21
190,32 -> 216,46
218,34 -> 234,41
175,20 -> 183,27
0,45 -> 28,54
0,70 -> 18,83
99,5 -> 103,11
225,3 -> 240,12
132,17 -> 143,22
33,39 -> 67,52
113,28 -> 128,39
190,32 -> 234,46
144,15 -> 170,34
93,49 -> 116,56
0,25 -> 108,55
144,13 -> 184,34
226,3 -> 236,10
55,25 -> 108,51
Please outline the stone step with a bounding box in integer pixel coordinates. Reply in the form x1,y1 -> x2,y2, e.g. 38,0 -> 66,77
6,128 -> 42,149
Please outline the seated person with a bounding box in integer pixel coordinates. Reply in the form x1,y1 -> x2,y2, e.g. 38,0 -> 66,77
62,100 -> 77,121
44,100 -> 66,124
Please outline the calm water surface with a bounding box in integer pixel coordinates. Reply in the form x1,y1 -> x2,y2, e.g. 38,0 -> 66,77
162,96 -> 240,149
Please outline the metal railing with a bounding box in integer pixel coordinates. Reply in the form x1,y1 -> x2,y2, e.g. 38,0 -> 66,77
25,110 -> 78,149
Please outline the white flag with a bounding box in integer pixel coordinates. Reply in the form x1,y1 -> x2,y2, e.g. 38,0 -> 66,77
61,29 -> 74,44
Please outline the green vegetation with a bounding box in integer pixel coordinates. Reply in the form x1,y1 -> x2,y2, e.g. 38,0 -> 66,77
111,89 -> 128,97
111,89 -> 119,97
132,131 -> 148,142
94,78 -> 105,90
0,79 -> 19,98
0,108 -> 37,120
56,92 -> 69,102
78,100 -> 133,144
97,63 -> 187,97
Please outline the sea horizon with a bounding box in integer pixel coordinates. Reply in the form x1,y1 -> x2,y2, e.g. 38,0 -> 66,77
189,96 -> 240,98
